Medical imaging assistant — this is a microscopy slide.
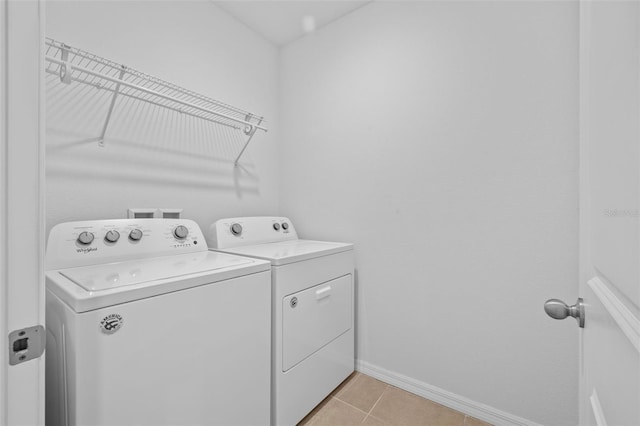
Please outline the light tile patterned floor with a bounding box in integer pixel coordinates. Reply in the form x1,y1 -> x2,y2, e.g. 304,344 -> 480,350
298,372 -> 493,426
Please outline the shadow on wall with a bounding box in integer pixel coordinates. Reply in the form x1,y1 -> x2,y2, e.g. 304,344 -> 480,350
45,69 -> 260,195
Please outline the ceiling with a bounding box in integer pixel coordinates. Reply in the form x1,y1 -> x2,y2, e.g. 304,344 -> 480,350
212,1 -> 371,46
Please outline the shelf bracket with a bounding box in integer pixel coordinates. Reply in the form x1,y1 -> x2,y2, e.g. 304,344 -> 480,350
234,114 -> 263,166
98,65 -> 127,147
59,44 -> 72,84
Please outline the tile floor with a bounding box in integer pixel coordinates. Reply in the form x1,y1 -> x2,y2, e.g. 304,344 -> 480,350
298,372 -> 493,426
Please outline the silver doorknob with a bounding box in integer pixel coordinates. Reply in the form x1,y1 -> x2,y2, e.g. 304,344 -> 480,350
544,298 -> 585,328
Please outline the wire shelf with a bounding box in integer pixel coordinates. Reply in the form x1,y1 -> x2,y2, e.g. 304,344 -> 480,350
44,37 -> 267,164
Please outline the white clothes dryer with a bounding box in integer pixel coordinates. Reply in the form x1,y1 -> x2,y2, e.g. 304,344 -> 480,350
45,219 -> 271,426
210,216 -> 355,426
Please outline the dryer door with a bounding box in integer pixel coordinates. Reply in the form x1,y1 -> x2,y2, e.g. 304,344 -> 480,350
282,274 -> 352,371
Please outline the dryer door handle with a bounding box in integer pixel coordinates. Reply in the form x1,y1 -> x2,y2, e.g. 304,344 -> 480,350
315,286 -> 332,300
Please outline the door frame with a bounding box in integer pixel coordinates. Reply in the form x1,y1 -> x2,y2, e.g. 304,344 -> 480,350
0,0 -> 46,424
0,0 -> 8,418
578,2 -> 592,423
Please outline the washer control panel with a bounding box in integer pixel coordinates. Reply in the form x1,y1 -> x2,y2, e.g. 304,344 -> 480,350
46,219 -> 207,270
210,216 -> 298,249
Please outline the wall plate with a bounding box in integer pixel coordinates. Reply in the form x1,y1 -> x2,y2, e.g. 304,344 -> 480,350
127,208 -> 156,219
158,208 -> 182,219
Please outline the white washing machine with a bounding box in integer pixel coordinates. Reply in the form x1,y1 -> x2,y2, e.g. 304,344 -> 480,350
210,216 -> 355,426
45,219 -> 272,426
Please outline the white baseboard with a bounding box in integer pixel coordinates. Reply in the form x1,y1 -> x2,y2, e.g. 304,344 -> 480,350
356,360 -> 542,426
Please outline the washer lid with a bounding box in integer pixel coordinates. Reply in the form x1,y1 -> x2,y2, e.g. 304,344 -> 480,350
58,251 -> 255,292
216,239 -> 353,266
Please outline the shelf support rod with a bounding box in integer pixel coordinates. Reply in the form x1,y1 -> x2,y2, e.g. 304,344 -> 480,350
98,65 -> 126,147
234,115 -> 263,166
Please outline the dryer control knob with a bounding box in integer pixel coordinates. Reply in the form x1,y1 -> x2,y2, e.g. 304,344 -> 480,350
273,223 -> 281,231
104,230 -> 120,243
231,223 -> 243,236
129,229 -> 143,241
174,225 -> 189,240
77,231 -> 94,245
281,222 -> 289,230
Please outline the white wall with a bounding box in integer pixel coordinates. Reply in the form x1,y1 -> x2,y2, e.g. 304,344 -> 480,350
45,1 -> 279,238
279,2 -> 579,425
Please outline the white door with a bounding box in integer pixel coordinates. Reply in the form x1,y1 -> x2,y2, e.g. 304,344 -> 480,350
0,0 -> 46,424
578,1 -> 640,425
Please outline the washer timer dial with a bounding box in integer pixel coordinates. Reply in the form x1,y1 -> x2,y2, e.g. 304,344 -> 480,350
129,229 -> 143,241
173,225 -> 189,240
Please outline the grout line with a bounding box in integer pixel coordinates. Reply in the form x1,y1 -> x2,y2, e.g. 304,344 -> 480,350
311,373 -> 398,426
367,384 -> 389,415
334,372 -> 360,398
343,373 -> 359,392
332,396 -> 372,418
362,413 -> 388,425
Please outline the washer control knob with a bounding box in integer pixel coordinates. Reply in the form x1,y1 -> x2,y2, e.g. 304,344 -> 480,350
281,222 -> 289,230
231,223 -> 243,236
129,229 -> 143,241
77,231 -> 94,245
273,223 -> 281,231
174,225 -> 189,240
104,230 -> 120,243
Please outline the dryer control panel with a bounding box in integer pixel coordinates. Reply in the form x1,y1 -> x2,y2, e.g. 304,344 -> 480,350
210,216 -> 298,249
46,219 -> 207,270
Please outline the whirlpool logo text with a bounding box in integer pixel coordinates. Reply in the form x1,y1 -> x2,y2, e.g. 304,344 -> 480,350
76,247 -> 97,254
